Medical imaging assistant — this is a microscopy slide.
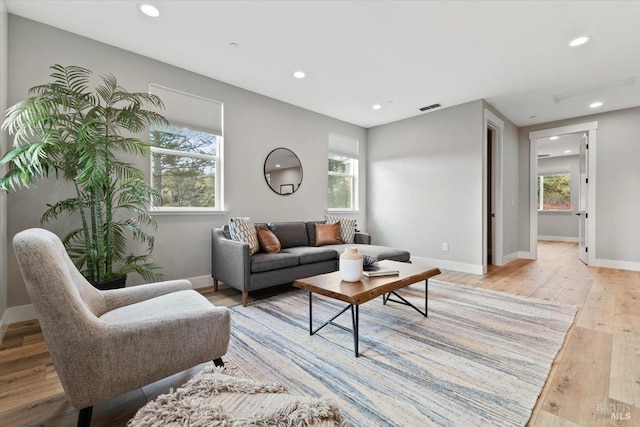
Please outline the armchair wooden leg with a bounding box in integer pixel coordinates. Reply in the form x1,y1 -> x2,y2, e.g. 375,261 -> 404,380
213,278 -> 219,292
242,291 -> 248,307
78,406 -> 93,427
213,357 -> 224,367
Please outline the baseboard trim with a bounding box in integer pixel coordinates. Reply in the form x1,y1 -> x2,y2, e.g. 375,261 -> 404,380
410,256 -> 483,275
500,252 -> 519,265
518,251 -> 535,260
0,303 -> 38,337
592,258 -> 640,272
538,235 -> 579,243
187,275 -> 214,289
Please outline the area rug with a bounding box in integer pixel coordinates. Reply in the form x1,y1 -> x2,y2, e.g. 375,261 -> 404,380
128,365 -> 347,426
226,280 -> 577,427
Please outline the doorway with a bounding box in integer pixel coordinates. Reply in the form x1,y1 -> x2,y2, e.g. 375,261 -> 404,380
484,109 -> 504,272
529,122 -> 598,264
487,127 -> 494,265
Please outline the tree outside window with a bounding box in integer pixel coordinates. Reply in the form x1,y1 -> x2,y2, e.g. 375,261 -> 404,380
150,125 -> 220,209
328,155 -> 356,209
537,173 -> 571,211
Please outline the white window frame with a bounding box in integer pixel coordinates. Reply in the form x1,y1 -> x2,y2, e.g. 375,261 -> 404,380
148,84 -> 224,213
328,133 -> 359,212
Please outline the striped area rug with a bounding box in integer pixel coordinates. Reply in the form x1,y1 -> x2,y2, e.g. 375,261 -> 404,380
227,280 -> 577,427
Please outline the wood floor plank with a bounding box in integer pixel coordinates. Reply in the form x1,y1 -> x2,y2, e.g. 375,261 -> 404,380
0,341 -> 51,377
609,314 -> 640,407
541,326 -> 612,427
576,279 -> 617,333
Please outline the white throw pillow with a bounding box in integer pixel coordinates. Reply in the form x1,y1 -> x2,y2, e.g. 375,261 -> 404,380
228,217 -> 259,255
325,215 -> 357,244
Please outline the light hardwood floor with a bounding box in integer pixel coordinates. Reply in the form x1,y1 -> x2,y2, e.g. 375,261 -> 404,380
0,241 -> 638,426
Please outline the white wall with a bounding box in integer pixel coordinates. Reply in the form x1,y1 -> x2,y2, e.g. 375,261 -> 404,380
537,155 -> 579,240
519,107 -> 640,265
5,15 -> 367,307
0,2 -> 8,325
367,100 -> 485,272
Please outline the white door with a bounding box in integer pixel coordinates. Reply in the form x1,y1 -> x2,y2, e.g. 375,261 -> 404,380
577,133 -> 588,264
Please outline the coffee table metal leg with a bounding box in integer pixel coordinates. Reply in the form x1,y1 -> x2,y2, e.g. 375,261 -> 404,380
425,279 -> 428,316
351,304 -> 359,357
380,279 -> 430,317
309,291 -> 313,335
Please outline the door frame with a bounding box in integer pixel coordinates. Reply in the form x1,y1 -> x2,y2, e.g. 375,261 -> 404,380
483,109 -> 504,272
529,121 -> 597,263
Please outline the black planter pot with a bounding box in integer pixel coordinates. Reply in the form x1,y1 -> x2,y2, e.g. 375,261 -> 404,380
92,275 -> 127,290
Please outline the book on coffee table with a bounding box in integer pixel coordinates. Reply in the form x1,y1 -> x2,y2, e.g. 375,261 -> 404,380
363,268 -> 399,277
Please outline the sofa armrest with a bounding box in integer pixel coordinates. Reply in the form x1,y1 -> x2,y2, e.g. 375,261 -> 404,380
355,232 -> 371,245
211,228 -> 251,291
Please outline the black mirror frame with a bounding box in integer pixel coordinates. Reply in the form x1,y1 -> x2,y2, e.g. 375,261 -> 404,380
263,147 -> 303,196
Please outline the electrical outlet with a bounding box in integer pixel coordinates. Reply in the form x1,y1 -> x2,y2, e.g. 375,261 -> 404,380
442,243 -> 449,252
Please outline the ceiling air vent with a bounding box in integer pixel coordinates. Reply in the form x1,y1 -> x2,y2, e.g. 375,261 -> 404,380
419,103 -> 442,112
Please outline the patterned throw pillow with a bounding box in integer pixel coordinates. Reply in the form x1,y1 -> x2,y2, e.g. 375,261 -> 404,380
228,217 -> 259,255
324,215 -> 357,244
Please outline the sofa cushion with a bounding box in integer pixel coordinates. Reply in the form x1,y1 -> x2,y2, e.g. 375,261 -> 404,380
281,247 -> 338,265
250,252 -> 299,273
325,215 -> 357,244
315,222 -> 341,246
323,244 -> 411,263
256,226 -> 281,254
268,222 -> 309,249
229,217 -> 259,255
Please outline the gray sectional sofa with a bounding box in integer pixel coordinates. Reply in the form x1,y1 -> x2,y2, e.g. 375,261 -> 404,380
211,221 -> 410,306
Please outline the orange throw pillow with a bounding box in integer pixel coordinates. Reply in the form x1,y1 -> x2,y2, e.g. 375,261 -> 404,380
257,226 -> 281,253
315,222 -> 342,246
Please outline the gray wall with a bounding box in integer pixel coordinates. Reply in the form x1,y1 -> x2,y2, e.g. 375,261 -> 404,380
519,107 -> 640,262
5,16 -> 367,307
367,100 -> 485,269
537,155 -> 579,239
0,5 -> 8,321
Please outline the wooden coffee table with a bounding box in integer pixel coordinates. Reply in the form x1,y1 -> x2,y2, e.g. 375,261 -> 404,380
293,260 -> 441,357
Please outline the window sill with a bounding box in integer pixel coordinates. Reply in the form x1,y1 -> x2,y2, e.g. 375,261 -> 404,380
151,209 -> 229,216
327,209 -> 361,214
537,210 -> 573,215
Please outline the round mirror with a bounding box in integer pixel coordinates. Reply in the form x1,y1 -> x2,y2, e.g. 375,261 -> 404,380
264,148 -> 303,195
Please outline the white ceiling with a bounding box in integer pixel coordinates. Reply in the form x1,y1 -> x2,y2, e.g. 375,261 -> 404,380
537,133 -> 583,159
5,0 -> 640,128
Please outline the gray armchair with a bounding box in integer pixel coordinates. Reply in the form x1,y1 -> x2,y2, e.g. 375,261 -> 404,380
12,228 -> 231,426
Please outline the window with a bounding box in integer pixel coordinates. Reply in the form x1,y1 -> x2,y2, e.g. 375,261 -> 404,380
149,84 -> 223,211
328,133 -> 358,211
537,173 -> 571,211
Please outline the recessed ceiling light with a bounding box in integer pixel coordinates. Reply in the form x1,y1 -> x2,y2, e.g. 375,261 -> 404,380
569,36 -> 590,47
275,164 -> 281,168
293,71 -> 305,79
372,104 -> 382,110
589,101 -> 603,108
139,3 -> 160,17
564,150 -> 572,154
550,136 -> 559,140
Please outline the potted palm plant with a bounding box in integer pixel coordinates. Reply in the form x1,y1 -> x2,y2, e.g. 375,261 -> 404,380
1,64 -> 167,288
